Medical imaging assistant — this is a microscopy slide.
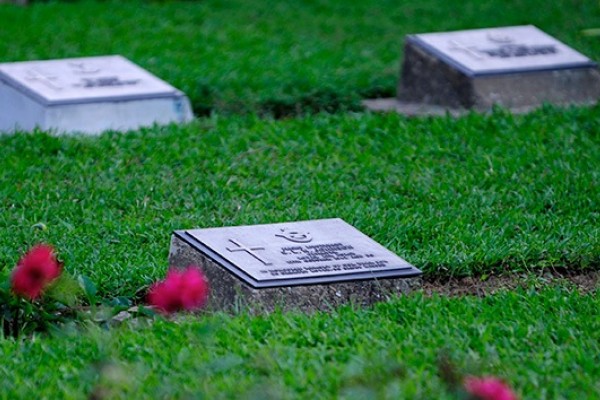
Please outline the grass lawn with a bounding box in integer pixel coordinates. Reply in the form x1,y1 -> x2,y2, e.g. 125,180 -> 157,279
1,109 -> 598,297
0,1 -> 599,398
1,0 -> 599,115
1,288 -> 598,398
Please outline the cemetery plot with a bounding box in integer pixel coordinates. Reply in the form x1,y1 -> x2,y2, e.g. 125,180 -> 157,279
169,218 -> 422,312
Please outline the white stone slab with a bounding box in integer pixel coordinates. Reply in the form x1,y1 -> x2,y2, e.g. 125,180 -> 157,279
411,25 -> 595,76
179,218 -> 421,288
0,55 -> 193,134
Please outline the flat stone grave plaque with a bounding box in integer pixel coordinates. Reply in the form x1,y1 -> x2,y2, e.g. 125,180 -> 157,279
0,55 -> 193,134
365,25 -> 600,114
411,25 -> 593,76
169,218 -> 422,312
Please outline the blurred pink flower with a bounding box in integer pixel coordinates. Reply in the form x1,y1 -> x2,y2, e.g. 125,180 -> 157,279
148,266 -> 209,314
11,244 -> 62,300
464,376 -> 518,400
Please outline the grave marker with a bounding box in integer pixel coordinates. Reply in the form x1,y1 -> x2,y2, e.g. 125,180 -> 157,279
169,218 -> 422,312
364,25 -> 600,114
0,55 -> 193,134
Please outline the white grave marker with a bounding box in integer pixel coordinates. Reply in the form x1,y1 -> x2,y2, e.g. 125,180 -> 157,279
410,25 -> 595,76
0,55 -> 193,134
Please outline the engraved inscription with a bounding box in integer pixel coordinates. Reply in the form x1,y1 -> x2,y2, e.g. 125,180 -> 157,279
448,40 -> 484,59
75,76 -> 140,88
449,40 -> 557,59
259,259 -> 390,277
275,228 -> 313,243
226,239 -> 272,266
281,243 -> 364,263
257,241 -> 387,277
479,44 -> 557,58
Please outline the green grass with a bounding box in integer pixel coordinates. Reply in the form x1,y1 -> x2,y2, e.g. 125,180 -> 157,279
1,108 -> 598,298
0,287 -> 598,399
0,0 -> 599,115
1,2 -> 599,398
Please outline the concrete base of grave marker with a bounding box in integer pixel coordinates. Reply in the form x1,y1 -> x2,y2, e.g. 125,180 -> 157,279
168,219 -> 422,313
365,25 -> 600,115
0,55 -> 193,135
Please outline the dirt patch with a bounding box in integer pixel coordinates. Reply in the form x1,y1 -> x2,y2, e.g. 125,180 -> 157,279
420,269 -> 600,297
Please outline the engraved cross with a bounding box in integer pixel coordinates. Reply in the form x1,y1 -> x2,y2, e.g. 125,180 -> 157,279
448,40 -> 484,59
25,68 -> 62,90
226,239 -> 272,266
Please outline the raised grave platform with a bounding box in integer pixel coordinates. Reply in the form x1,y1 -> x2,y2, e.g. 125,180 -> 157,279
0,55 -> 193,134
169,218 -> 422,313
364,25 -> 600,115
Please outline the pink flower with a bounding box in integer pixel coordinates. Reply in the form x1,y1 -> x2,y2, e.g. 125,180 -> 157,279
148,266 -> 209,314
464,376 -> 518,400
11,244 -> 62,300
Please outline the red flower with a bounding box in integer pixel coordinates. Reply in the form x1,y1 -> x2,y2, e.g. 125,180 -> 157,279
148,266 -> 209,314
11,244 -> 62,300
464,376 -> 518,400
